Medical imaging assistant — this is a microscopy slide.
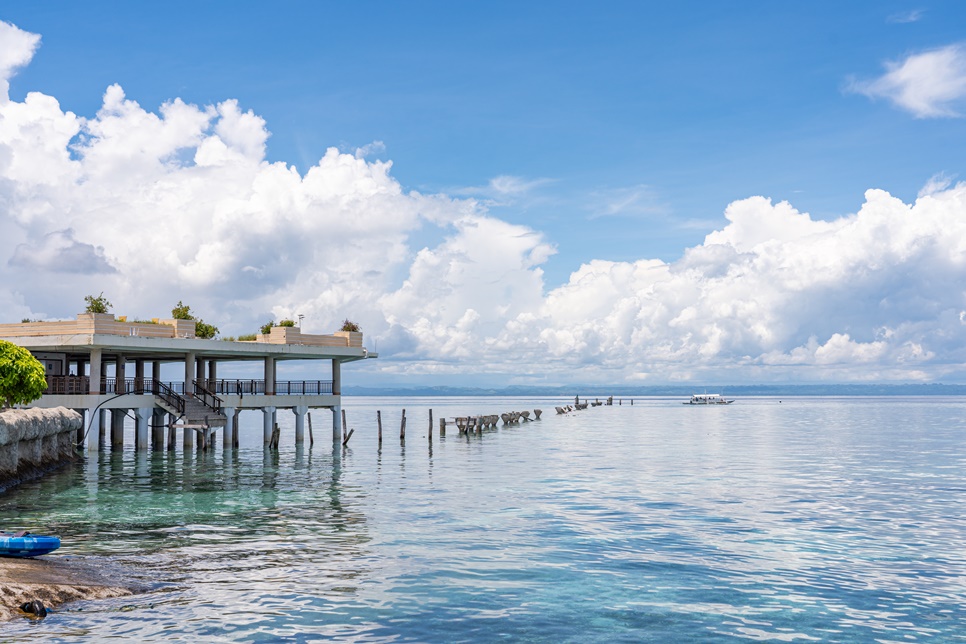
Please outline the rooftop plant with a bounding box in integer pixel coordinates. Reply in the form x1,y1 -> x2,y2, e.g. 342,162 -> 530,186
170,301 -> 219,339
84,293 -> 112,314
340,319 -> 361,332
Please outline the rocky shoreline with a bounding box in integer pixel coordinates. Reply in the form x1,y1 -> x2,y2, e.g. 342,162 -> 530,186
0,556 -> 134,621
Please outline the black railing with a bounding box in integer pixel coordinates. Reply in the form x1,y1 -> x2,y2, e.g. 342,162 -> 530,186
192,379 -> 224,413
43,377 -> 333,398
43,376 -> 186,414
154,380 -> 186,415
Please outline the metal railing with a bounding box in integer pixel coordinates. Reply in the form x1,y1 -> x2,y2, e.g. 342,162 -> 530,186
43,377 -> 333,398
192,379 -> 224,413
43,376 -> 186,414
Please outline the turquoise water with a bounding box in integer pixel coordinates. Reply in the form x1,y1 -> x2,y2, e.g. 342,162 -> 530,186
1,396 -> 965,642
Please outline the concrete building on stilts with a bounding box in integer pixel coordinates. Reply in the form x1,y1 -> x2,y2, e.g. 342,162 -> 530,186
0,313 -> 375,451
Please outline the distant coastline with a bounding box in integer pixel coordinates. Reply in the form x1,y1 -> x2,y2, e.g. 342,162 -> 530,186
343,384 -> 966,397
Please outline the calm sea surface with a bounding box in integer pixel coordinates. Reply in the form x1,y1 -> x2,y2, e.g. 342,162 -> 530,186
1,396 -> 965,642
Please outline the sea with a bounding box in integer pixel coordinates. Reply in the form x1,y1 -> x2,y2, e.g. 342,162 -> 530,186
1,395 -> 964,642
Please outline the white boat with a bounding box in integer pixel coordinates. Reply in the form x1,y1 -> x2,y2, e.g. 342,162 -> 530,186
685,393 -> 734,405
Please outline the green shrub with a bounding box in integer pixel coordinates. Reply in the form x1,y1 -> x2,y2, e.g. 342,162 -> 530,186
237,333 -> 257,341
279,319 -> 296,327
195,320 -> 219,339
84,293 -> 112,314
0,340 -> 47,407
260,321 -> 275,335
340,319 -> 361,332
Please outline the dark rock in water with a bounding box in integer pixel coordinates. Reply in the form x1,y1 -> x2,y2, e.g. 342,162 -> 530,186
20,599 -> 47,618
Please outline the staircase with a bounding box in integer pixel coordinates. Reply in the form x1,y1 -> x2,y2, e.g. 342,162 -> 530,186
179,395 -> 227,427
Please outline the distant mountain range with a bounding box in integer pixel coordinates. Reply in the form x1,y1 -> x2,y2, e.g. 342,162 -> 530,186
343,383 -> 966,397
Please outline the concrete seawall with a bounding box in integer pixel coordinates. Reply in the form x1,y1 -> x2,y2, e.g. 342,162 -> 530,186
0,407 -> 81,492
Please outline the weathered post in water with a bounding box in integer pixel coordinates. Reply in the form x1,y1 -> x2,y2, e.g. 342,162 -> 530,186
400,409 -> 406,441
428,409 -> 433,443
308,412 -> 314,446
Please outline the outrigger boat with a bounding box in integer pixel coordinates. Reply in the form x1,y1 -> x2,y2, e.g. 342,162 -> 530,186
0,531 -> 60,557
685,393 -> 734,405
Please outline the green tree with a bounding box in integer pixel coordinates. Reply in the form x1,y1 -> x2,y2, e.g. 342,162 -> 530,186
341,319 -> 361,332
279,319 -> 296,327
171,301 -> 218,338
0,341 -> 47,408
84,293 -> 112,314
260,321 -> 275,335
171,301 -> 193,320
195,320 -> 219,339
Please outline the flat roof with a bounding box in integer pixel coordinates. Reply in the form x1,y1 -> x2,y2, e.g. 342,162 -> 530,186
2,333 -> 377,363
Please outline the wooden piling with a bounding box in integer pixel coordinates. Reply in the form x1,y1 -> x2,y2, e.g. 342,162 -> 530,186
400,409 -> 406,441
342,408 -> 348,436
428,409 -> 433,443
342,428 -> 354,446
308,412 -> 314,446
377,410 -> 383,445
439,417 -> 446,435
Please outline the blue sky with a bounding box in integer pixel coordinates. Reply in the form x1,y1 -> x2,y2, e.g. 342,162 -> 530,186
2,3 -> 966,385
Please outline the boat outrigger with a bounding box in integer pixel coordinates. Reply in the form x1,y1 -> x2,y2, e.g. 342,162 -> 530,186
685,394 -> 734,405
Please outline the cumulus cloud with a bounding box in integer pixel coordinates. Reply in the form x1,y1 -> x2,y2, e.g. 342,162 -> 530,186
848,44 -> 966,117
0,21 -> 40,100
3,19 -> 966,385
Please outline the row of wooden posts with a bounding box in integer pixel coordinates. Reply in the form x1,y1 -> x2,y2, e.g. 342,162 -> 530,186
261,398 -> 624,451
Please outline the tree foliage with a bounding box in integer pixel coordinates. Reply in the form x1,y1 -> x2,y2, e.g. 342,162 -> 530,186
171,301 -> 218,338
0,341 -> 47,408
260,321 -> 275,335
279,319 -> 296,327
171,300 -> 193,320
341,319 -> 361,332
84,293 -> 112,314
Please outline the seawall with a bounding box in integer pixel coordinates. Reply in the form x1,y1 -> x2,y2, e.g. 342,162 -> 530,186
0,407 -> 81,492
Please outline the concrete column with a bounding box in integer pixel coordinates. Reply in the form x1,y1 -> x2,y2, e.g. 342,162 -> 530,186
152,408 -> 166,449
167,414 -> 177,451
332,359 -> 341,395
233,410 -> 241,448
184,352 -> 195,394
264,357 -> 276,395
88,349 -> 102,394
293,405 -> 308,443
135,407 -> 151,450
332,404 -> 341,443
222,406 -> 235,448
183,423 -> 194,449
86,405 -> 99,452
99,409 -> 108,443
263,406 -> 276,443
116,355 -> 127,390
209,360 -> 217,385
111,409 -> 125,447
196,358 -> 205,386
135,359 -> 145,391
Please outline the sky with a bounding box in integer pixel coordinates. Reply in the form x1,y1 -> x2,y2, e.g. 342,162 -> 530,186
2,2 -> 966,387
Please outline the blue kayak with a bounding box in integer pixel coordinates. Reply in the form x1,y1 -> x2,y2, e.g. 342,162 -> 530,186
0,532 -> 60,557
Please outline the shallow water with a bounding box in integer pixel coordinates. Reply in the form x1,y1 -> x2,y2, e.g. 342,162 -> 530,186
1,396 -> 965,641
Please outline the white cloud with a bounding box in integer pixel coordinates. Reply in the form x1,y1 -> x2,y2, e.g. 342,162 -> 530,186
848,44 -> 966,117
886,9 -> 924,24
0,21 -> 40,101
588,184 -> 669,219
3,19 -> 966,385
918,172 -> 955,198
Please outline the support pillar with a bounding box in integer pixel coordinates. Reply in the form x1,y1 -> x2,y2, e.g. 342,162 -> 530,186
88,349 -> 102,394
196,358 -> 205,386
293,405 -> 308,444
152,409 -> 166,449
111,409 -> 125,447
135,407 -> 151,450
263,406 -> 276,444
99,409 -> 108,443
184,352 -> 195,394
332,405 -> 341,443
86,404 -> 99,452
183,422 -> 194,449
222,406 -> 235,448
208,360 -> 217,388
264,358 -> 276,395
116,355 -> 127,390
152,360 -> 161,382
